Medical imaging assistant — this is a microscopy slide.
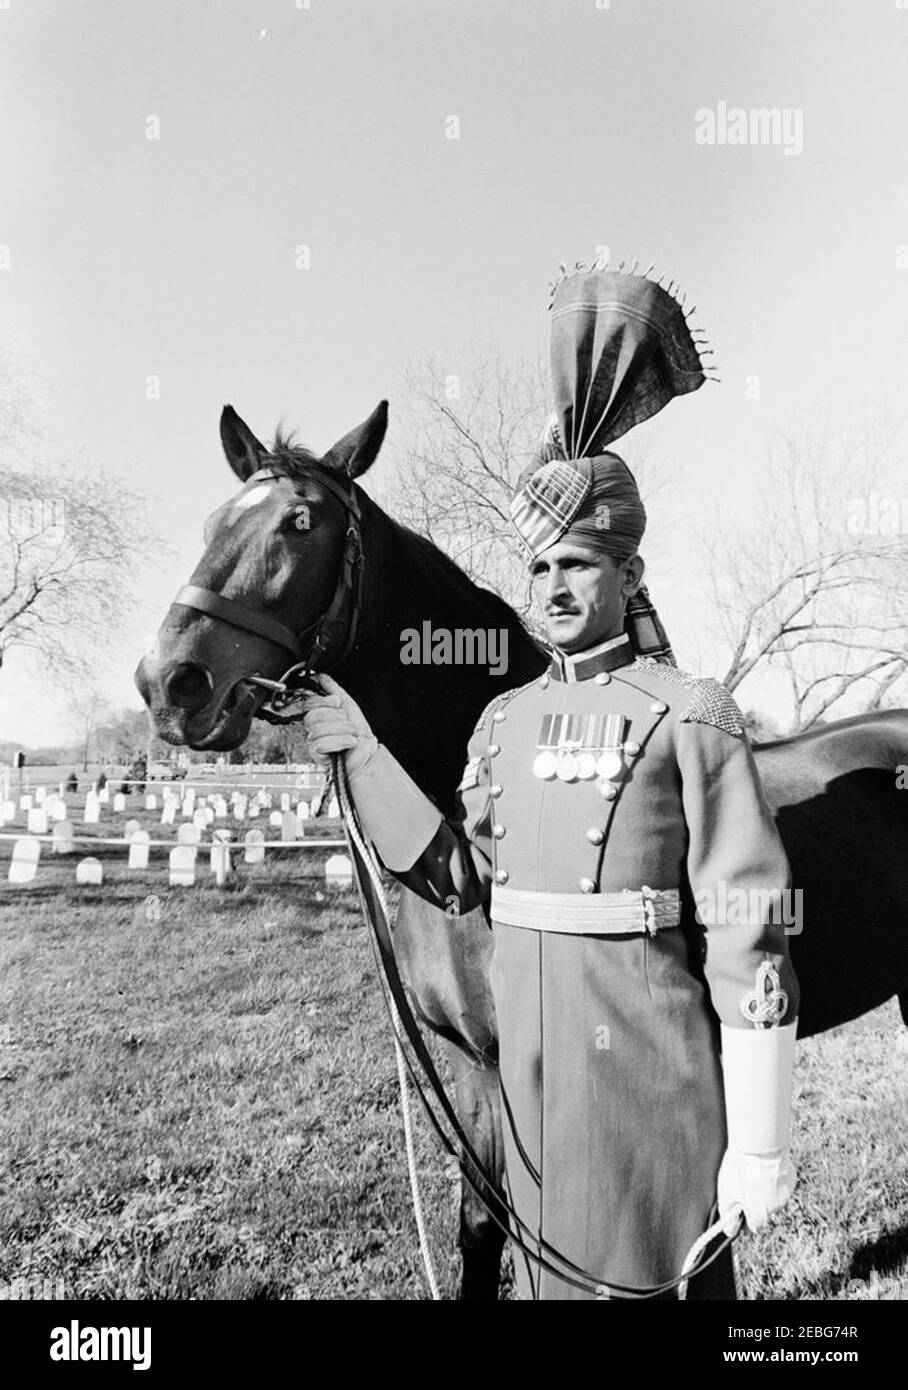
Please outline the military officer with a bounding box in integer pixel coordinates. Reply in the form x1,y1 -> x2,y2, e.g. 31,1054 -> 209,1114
302,263 -> 800,1299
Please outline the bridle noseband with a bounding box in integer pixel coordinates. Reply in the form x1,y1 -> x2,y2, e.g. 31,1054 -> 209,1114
171,463 -> 363,694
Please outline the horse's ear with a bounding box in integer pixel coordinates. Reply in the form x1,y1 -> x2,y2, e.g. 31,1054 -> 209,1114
220,405 -> 267,482
321,400 -> 388,478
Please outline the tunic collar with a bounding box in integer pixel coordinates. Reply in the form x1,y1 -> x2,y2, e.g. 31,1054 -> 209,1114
549,632 -> 635,683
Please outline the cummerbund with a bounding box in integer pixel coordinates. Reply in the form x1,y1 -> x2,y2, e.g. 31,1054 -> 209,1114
490,885 -> 681,936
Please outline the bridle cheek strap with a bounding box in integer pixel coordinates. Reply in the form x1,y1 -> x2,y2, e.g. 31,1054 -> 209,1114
170,467 -> 364,677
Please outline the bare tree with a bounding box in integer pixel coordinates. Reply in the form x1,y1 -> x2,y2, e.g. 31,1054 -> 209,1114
380,348 -> 668,621
706,409 -> 908,729
0,355 -> 165,683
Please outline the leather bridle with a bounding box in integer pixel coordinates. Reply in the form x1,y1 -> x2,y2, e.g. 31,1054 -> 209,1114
171,463 -> 364,686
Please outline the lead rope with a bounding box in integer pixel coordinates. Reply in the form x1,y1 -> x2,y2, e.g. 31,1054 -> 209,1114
333,754 -> 442,1301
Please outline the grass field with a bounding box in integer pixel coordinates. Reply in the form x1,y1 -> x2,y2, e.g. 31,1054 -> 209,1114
1,788 -> 906,1301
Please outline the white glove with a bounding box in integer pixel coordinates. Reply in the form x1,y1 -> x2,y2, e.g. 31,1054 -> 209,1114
301,674 -> 378,775
718,1020 -> 798,1235
717,1148 -> 796,1236
301,675 -> 441,871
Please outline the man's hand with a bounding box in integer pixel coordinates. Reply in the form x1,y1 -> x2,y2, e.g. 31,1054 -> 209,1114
717,1148 -> 796,1236
301,674 -> 378,775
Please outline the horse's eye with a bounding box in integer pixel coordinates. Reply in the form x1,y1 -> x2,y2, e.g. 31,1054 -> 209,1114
288,504 -> 311,532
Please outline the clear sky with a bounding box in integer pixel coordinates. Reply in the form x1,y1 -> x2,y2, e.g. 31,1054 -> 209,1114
2,0 -> 907,744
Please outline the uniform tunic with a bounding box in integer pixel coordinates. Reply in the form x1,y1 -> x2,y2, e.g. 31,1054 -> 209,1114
398,637 -> 799,1300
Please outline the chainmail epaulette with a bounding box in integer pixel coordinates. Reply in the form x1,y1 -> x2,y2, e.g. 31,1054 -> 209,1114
631,658 -> 744,738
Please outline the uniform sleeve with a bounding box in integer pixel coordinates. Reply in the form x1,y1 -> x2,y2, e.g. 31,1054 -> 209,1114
395,720 -> 494,918
676,703 -> 800,1031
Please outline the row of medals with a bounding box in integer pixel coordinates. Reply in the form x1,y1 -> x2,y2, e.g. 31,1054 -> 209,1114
532,746 -> 625,782
531,712 -> 628,784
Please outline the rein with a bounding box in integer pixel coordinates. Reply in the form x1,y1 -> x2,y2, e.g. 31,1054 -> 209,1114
171,464 -> 364,687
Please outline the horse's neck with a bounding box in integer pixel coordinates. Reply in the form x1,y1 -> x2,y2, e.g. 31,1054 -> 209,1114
335,492 -> 545,811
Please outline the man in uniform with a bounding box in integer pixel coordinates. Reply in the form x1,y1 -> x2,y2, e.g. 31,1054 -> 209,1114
302,261 -> 799,1299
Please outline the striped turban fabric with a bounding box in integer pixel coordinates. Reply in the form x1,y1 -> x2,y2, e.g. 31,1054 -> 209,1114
510,259 -> 716,664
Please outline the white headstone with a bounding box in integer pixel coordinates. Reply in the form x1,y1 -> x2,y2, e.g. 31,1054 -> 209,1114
27,807 -> 48,835
83,794 -> 100,825
112,792 -> 125,813
76,856 -> 103,885
169,845 -> 196,886
248,804 -> 260,819
269,810 -> 283,828
210,839 -> 231,884
8,836 -> 40,884
244,829 -> 266,864
52,800 -> 68,822
123,817 -> 141,840
325,853 -> 353,889
19,794 -> 33,811
296,801 -> 310,821
177,823 -> 199,848
281,810 -> 297,842
98,787 -> 110,804
327,796 -> 340,819
145,794 -> 157,811
280,792 -> 291,812
35,786 -> 46,803
52,820 -> 76,855
1,800 -> 16,823
161,801 -> 176,826
234,797 -> 248,820
128,830 -> 150,870
192,809 -> 208,832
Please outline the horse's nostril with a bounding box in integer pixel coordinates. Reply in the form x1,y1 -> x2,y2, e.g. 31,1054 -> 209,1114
165,662 -> 214,711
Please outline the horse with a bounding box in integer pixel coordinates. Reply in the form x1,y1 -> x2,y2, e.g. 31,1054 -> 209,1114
135,401 -> 908,1300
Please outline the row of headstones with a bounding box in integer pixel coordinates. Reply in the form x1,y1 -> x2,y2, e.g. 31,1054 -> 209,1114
1,787 -> 340,835
6,832 -> 354,888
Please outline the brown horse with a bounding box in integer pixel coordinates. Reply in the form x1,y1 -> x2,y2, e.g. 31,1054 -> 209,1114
136,402 -> 908,1300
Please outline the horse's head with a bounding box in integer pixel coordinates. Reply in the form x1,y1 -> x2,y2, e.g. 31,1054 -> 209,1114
135,400 -> 388,750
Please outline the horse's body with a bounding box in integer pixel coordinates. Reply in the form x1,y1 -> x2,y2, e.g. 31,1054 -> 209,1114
137,404 -> 908,1300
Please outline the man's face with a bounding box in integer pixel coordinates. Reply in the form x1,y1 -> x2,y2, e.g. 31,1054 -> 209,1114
530,541 -> 640,653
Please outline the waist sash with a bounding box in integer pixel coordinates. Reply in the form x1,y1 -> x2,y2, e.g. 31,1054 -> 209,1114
491,885 -> 681,937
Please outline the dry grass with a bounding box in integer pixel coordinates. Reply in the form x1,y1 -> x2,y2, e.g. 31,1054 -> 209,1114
1,789 -> 906,1301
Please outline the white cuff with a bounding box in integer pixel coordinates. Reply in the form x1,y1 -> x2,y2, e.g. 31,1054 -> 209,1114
720,1020 -> 797,1155
346,743 -> 442,872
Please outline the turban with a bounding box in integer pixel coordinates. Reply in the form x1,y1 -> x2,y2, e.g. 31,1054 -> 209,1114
510,257 -> 717,662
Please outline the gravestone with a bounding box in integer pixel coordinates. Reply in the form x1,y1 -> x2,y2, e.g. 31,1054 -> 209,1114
169,845 -> 196,887
76,857 -> 103,885
128,830 -> 150,870
8,837 -> 40,884
244,829 -> 265,864
325,853 -> 353,890
52,821 -> 76,855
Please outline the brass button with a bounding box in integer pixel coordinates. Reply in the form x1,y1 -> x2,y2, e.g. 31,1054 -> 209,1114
600,782 -> 618,801
579,877 -> 596,894
650,700 -> 667,714
488,744 -> 501,757
495,869 -> 509,885
586,827 -> 604,845
493,710 -> 507,723
624,740 -> 641,757
594,672 -> 611,685
490,784 -> 503,798
493,824 -> 506,839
